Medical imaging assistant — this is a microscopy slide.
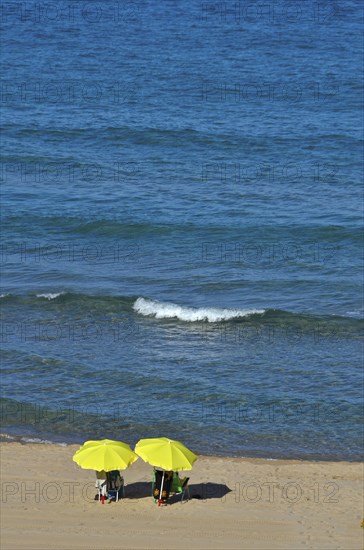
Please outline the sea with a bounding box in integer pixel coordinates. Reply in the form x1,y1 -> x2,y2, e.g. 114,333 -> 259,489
1,0 -> 363,461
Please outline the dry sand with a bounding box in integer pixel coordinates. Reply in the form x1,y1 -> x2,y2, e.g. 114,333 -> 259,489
0,442 -> 363,549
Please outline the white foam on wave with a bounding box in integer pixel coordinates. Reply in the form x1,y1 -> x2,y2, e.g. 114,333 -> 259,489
36,292 -> 65,300
0,433 -> 16,440
0,433 -> 67,446
346,309 -> 364,319
133,297 -> 265,323
20,437 -> 67,446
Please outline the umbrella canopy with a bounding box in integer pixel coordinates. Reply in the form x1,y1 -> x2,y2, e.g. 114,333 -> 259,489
73,439 -> 138,472
135,437 -> 197,471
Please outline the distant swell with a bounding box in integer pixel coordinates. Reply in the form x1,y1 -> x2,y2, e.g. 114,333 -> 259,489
1,292 -> 362,326
133,297 -> 265,322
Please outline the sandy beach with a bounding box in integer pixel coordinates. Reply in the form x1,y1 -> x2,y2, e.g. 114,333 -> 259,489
0,442 -> 363,550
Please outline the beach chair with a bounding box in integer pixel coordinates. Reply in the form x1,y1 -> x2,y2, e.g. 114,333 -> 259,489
95,470 -> 108,503
171,472 -> 190,502
107,470 -> 125,502
152,469 -> 173,506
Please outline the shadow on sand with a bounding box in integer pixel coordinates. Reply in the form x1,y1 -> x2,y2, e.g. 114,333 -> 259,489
124,481 -> 231,503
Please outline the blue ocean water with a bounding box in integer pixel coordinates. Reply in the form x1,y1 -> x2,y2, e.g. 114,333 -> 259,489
1,0 -> 363,460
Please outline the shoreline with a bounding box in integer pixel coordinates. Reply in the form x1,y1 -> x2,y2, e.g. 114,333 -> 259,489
1,432 -> 361,464
1,442 -> 363,549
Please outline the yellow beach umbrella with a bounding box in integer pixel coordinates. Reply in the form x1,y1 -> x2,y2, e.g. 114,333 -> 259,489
73,439 -> 138,472
135,437 -> 197,471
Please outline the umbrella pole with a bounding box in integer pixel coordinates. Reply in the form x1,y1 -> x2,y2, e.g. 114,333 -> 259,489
158,471 -> 165,506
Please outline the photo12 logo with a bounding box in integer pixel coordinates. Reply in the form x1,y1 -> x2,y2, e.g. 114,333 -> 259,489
1,81 -> 141,104
0,2 -> 142,24
200,2 -> 342,24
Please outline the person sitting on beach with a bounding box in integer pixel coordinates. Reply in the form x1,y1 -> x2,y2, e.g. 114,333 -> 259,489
95,470 -> 108,503
171,471 -> 190,499
153,469 -> 173,503
106,470 -> 124,501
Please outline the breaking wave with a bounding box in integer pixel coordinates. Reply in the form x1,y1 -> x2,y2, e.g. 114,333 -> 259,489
133,297 -> 265,322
